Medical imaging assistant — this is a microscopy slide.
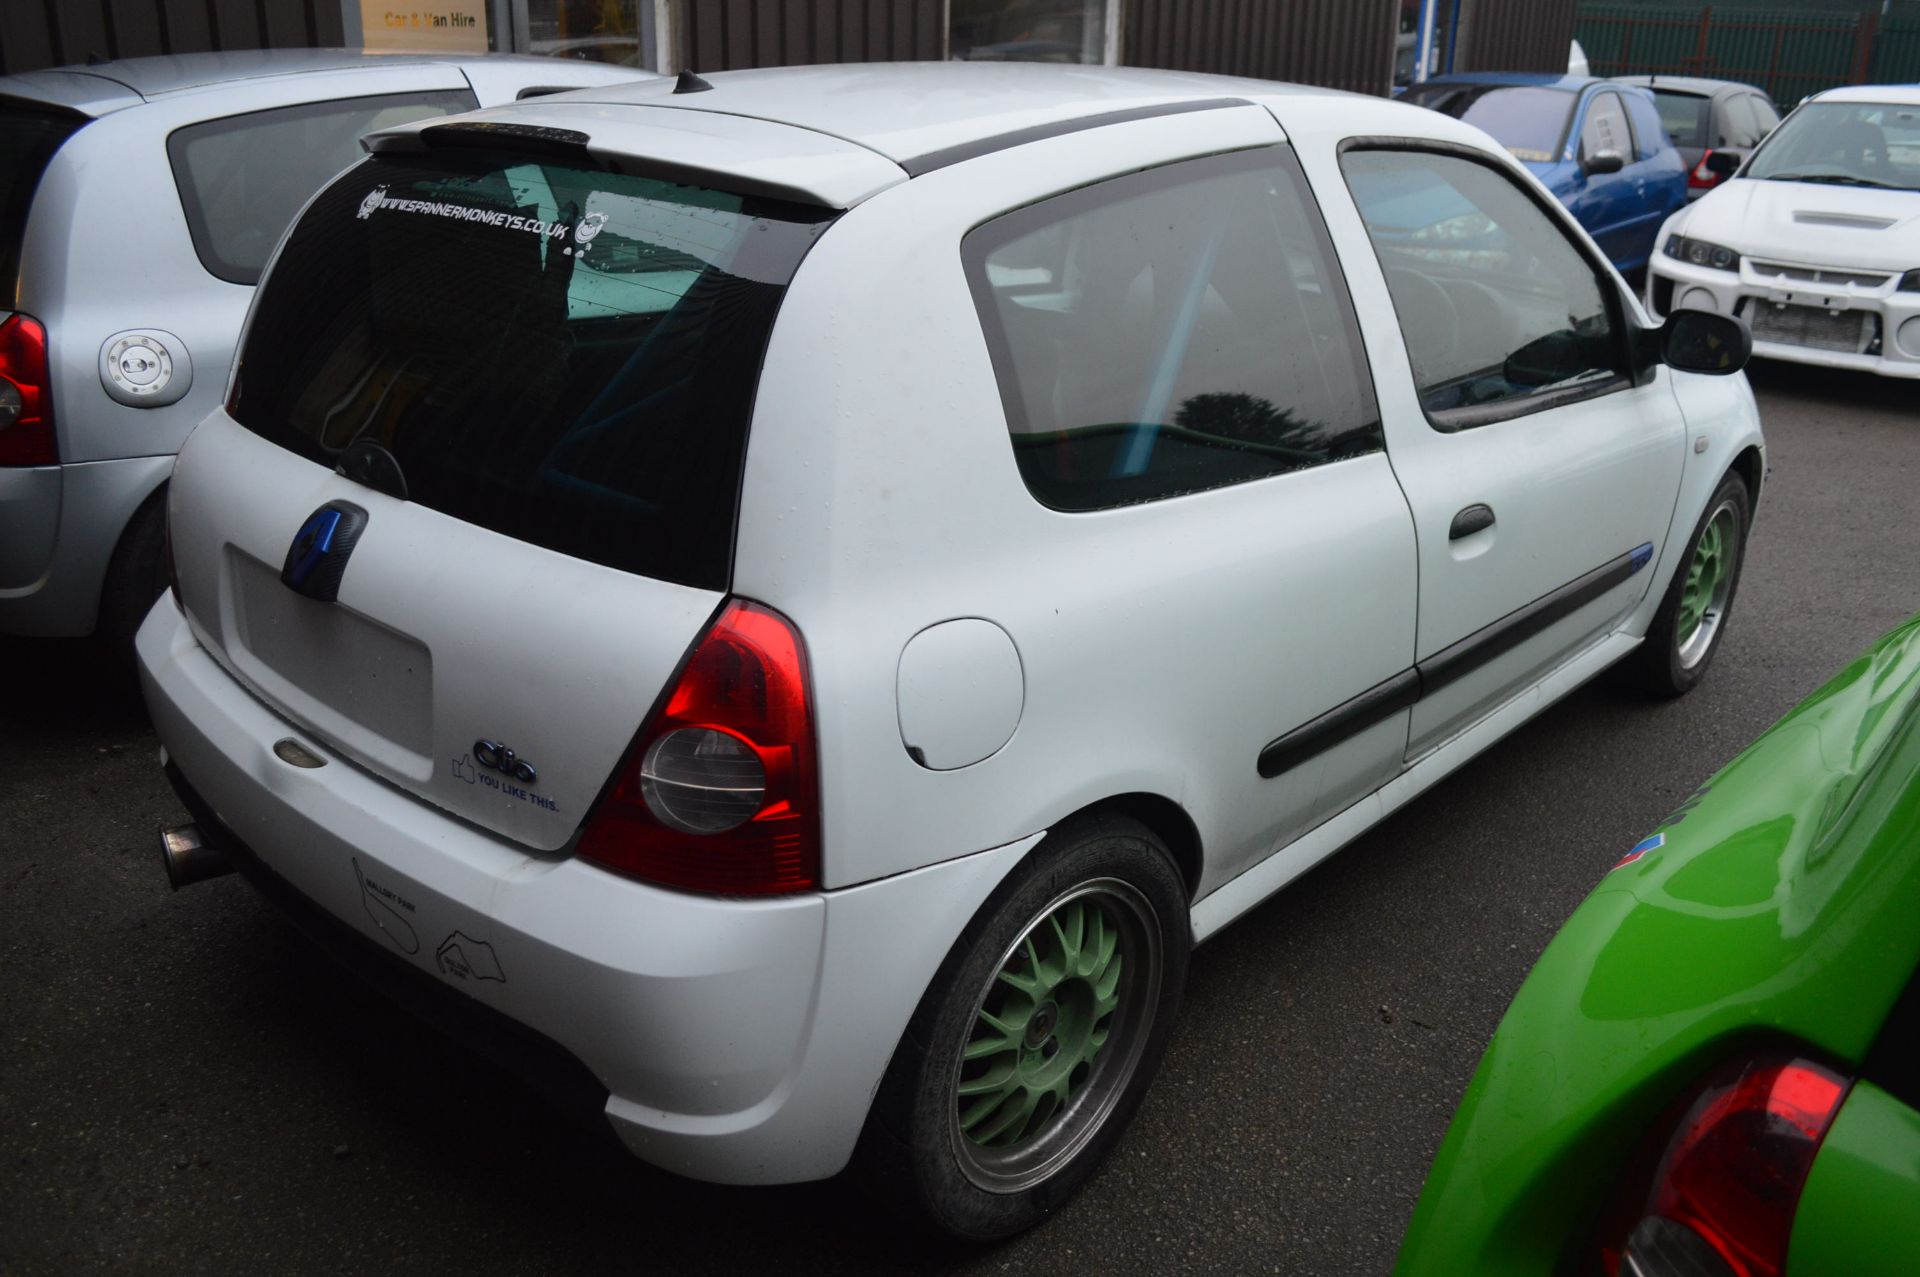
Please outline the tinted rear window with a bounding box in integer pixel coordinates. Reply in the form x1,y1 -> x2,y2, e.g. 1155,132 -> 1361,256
1652,91 -> 1709,148
0,102 -> 85,289
231,150 -> 833,590
1400,85 -> 1575,163
168,90 -> 476,285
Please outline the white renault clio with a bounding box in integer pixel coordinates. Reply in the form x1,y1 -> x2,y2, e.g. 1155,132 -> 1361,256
1647,85 -> 1920,377
139,63 -> 1764,1238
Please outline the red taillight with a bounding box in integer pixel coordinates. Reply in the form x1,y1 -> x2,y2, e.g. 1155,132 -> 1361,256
1690,150 -> 1723,190
0,313 -> 55,466
1600,1053 -> 1850,1277
578,599 -> 820,895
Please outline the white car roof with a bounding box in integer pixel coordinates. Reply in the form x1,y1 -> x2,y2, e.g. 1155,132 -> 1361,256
0,49 -> 645,117
555,62 -> 1364,166
1809,84 -> 1920,107
364,61 -> 1459,208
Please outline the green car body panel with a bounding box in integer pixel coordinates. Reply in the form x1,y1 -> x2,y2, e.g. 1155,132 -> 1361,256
1396,614 -> 1920,1275
1788,1081 -> 1920,1275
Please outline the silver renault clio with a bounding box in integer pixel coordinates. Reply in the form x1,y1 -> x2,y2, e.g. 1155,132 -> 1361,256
0,49 -> 646,646
143,63 -> 1762,1240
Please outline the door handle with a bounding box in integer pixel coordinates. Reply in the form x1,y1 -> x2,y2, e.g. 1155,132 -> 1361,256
1450,504 -> 1496,539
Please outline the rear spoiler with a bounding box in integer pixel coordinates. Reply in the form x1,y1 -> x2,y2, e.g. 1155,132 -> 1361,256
362,101 -> 905,210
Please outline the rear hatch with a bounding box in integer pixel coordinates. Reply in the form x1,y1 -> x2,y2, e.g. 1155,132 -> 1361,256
168,140 -> 835,849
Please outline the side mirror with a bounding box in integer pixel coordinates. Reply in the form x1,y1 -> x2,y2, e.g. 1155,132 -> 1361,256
1585,149 -> 1626,175
1660,310 -> 1751,376
1704,151 -> 1741,176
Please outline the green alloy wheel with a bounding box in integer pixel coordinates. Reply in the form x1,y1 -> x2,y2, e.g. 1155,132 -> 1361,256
1676,499 -> 1737,669
856,815 -> 1188,1241
951,880 -> 1160,1192
1631,470 -> 1749,698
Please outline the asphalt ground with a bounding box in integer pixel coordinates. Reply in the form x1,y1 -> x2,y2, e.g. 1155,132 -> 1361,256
4,363 -> 1918,1276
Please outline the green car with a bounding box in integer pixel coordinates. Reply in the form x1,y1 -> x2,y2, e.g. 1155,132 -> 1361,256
1398,614 -> 1920,1277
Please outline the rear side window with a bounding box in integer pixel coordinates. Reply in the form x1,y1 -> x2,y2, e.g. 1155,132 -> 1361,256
0,101 -> 85,289
1652,91 -> 1709,149
230,150 -> 834,590
963,146 -> 1381,513
169,90 -> 476,285
1721,94 -> 1762,149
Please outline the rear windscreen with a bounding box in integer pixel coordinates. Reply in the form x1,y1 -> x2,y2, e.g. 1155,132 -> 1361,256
1399,85 -> 1575,164
0,102 -> 85,289
230,150 -> 834,590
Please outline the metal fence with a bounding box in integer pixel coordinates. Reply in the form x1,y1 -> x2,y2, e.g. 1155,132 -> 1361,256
0,1 -> 345,77
1575,4 -> 1920,103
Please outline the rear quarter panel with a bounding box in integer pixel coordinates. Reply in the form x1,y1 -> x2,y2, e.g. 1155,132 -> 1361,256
22,64 -> 473,467
733,102 -> 1421,893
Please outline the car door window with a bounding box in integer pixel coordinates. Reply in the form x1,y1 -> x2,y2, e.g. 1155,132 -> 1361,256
169,89 -> 478,285
1341,148 -> 1628,429
963,146 -> 1382,512
1581,93 -> 1633,164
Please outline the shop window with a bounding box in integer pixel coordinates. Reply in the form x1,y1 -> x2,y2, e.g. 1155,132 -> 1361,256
526,0 -> 651,66
950,0 -> 1118,64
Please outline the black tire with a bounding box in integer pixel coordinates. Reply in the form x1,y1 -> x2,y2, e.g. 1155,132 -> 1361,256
1630,471 -> 1750,698
97,488 -> 169,658
855,813 -> 1189,1241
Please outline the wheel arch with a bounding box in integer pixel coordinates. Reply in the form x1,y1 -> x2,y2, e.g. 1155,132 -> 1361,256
1057,791 -> 1204,902
1729,444 -> 1764,512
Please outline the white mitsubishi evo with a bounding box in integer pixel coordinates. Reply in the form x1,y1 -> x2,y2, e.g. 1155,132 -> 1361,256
139,63 -> 1765,1238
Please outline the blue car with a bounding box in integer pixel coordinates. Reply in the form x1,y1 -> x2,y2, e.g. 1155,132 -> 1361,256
1400,73 -> 1688,272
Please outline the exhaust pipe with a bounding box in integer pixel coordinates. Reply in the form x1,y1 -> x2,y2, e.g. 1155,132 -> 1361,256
159,823 -> 233,890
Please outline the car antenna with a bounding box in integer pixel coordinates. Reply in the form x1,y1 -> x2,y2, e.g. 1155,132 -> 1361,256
86,51 -> 109,66
674,69 -> 713,94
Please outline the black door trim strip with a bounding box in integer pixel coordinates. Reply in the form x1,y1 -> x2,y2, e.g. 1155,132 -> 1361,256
1258,547 -> 1648,779
899,98 -> 1252,177
1257,668 -> 1419,779
1418,549 -> 1638,695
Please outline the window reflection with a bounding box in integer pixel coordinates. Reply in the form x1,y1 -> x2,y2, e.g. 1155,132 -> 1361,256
1342,150 -> 1623,424
966,149 -> 1382,512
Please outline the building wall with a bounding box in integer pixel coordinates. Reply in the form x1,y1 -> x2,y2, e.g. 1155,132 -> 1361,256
1124,0 -> 1398,96
1455,0 -> 1577,75
0,1 -> 344,76
0,1 -> 1577,91
677,0 -> 943,70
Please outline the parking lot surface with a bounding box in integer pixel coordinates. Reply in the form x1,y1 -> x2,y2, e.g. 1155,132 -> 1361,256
4,364 -> 1917,1276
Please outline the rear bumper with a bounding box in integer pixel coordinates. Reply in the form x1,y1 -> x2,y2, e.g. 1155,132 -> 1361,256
0,454 -> 172,636
137,595 -> 1036,1184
